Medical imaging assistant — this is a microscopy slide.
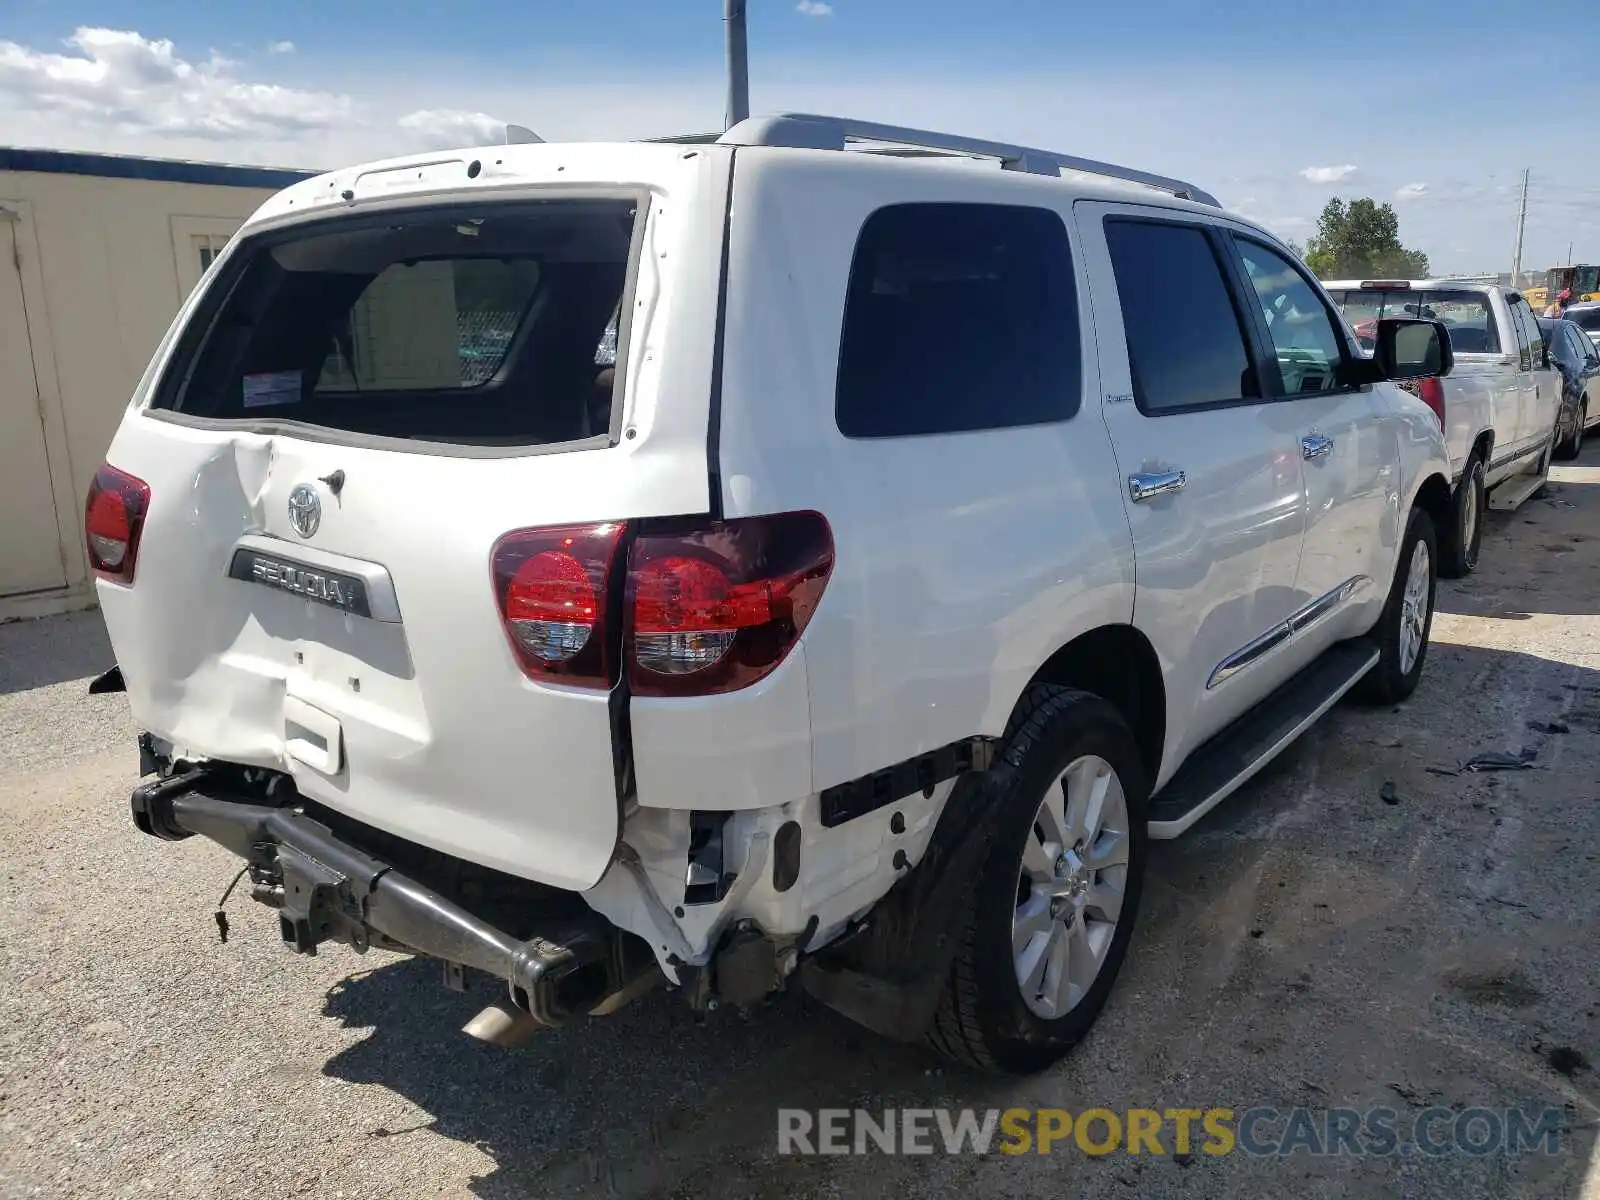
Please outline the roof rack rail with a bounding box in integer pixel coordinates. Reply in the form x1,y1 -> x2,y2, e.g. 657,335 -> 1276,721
649,132 -> 722,145
716,113 -> 1220,208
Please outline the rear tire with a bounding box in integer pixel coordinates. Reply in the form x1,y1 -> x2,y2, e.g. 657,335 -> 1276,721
926,686 -> 1148,1075
1438,454 -> 1484,578
1356,507 -> 1436,705
1556,401 -> 1586,460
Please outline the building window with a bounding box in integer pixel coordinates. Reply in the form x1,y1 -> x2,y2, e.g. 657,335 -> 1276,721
194,233 -> 231,272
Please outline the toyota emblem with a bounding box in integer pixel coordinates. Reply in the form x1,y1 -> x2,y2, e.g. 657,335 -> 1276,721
287,484 -> 322,539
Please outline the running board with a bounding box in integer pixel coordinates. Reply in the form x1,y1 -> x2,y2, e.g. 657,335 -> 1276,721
1148,640 -> 1379,838
1488,471 -> 1545,513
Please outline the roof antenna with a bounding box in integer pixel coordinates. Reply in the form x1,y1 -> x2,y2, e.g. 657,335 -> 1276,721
505,125 -> 543,145
724,0 -> 749,131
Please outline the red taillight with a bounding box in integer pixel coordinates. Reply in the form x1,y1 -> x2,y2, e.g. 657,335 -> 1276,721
627,511 -> 834,696
489,511 -> 833,695
491,523 -> 627,688
84,465 -> 151,584
1417,376 -> 1446,427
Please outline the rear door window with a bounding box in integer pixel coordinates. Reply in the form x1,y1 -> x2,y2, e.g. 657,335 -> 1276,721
1103,218 -> 1259,413
156,199 -> 641,448
834,202 -> 1081,438
1549,323 -> 1581,369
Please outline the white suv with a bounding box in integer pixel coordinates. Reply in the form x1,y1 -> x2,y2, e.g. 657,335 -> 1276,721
96,115 -> 1453,1075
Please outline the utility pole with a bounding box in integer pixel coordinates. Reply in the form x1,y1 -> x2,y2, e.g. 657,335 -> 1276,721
724,0 -> 750,131
1511,168 -> 1530,287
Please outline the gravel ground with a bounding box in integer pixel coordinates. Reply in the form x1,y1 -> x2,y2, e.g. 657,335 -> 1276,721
2,460 -> 1598,1199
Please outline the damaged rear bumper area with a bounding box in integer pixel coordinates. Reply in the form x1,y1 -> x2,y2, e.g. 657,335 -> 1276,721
130,768 -> 656,1030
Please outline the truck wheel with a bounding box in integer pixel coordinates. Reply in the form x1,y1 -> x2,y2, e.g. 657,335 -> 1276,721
1438,454 -> 1484,578
926,686 -> 1147,1075
1356,507 -> 1436,705
1555,402 -> 1586,460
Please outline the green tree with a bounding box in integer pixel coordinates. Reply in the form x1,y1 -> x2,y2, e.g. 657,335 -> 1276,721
1303,198 -> 1431,280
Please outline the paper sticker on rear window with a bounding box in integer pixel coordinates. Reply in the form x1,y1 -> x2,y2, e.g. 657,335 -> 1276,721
242,370 -> 303,408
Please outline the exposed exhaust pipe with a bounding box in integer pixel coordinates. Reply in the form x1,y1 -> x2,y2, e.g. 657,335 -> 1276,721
464,961 -> 662,1047
463,998 -> 546,1047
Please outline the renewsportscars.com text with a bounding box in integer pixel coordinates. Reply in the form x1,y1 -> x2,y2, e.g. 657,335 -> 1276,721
777,1106 -> 1565,1158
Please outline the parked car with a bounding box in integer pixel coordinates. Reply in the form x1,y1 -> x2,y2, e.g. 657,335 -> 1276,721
93,114 -> 1454,1076
1564,300 -> 1600,352
1539,316 -> 1600,458
1323,280 -> 1562,575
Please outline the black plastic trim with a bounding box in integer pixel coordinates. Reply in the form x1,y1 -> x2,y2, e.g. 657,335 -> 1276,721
704,150 -> 737,520
818,736 -> 999,827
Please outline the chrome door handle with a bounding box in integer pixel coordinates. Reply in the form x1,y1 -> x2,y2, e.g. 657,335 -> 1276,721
1302,432 -> 1335,460
1128,470 -> 1187,503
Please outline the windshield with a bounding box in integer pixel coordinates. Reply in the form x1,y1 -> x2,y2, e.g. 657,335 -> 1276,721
1329,289 -> 1500,354
153,199 -> 641,448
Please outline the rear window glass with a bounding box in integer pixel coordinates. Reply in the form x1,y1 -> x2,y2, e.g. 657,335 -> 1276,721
314,258 -> 541,391
156,200 -> 639,447
1330,288 -> 1499,354
835,203 -> 1081,438
1567,305 -> 1600,332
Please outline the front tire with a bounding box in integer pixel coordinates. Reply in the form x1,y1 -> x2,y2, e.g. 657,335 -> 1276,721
1556,400 -> 1586,460
1356,506 -> 1436,705
1438,454 -> 1484,578
927,687 -> 1148,1075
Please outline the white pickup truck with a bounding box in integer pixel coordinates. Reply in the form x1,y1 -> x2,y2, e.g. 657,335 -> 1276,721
1323,281 -> 1561,575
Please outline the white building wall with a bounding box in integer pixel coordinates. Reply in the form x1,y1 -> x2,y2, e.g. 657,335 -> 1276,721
0,161 -> 294,617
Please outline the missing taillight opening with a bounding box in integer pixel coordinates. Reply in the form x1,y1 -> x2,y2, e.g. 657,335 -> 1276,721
84,465 -> 151,584
626,511 -> 834,697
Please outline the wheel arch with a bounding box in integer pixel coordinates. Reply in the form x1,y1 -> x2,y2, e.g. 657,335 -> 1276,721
1411,470 -> 1453,546
1470,428 -> 1494,467
1011,625 -> 1166,789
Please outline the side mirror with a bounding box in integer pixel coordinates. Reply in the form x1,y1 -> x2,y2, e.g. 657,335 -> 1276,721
1374,317 -> 1454,381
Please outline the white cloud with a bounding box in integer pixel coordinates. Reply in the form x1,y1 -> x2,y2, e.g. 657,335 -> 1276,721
796,1 -> 834,15
0,27 -> 351,139
397,108 -> 510,150
1395,181 -> 1428,199
267,41 -> 296,55
1300,164 -> 1358,183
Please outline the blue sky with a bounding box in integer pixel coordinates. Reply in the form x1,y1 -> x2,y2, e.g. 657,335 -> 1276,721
4,0 -> 1600,273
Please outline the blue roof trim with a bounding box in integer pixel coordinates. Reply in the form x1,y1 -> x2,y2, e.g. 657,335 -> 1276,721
0,146 -> 315,190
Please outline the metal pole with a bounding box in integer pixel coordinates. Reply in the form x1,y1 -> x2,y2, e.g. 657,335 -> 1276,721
1511,168 -> 1529,288
724,0 -> 749,130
